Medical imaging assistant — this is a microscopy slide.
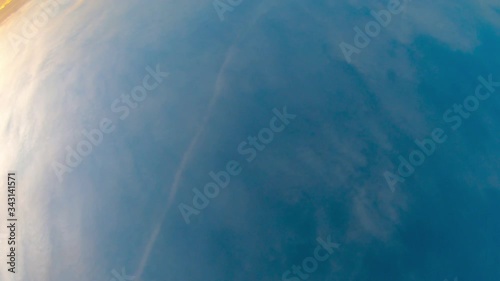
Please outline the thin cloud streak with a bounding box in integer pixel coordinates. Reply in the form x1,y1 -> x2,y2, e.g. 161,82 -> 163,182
134,46 -> 235,279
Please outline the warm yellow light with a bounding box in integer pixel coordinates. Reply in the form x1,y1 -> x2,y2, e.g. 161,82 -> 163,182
0,0 -> 13,10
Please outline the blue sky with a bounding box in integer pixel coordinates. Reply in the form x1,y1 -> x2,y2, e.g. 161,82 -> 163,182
0,0 -> 499,280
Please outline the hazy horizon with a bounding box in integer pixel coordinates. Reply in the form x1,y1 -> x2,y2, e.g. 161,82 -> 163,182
0,0 -> 30,25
